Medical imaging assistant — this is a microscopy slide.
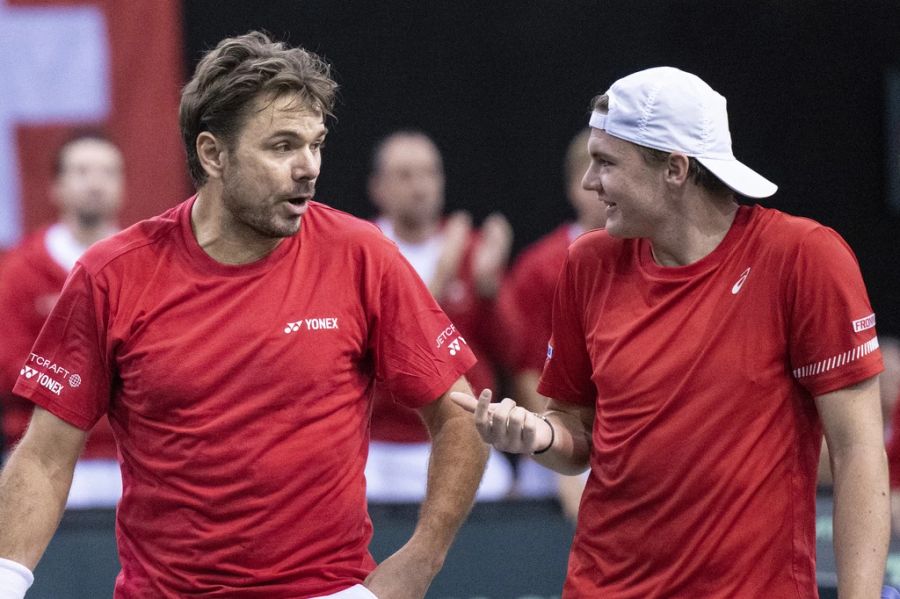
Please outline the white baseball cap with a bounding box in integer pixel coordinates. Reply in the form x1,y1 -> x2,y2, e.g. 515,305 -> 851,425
589,66 -> 777,199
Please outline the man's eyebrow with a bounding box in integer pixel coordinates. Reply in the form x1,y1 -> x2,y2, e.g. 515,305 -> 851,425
267,127 -> 328,140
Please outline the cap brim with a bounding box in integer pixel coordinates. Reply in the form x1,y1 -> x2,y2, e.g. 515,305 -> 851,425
696,157 -> 778,199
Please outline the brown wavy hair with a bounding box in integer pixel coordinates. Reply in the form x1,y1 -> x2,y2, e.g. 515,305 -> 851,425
180,31 -> 338,187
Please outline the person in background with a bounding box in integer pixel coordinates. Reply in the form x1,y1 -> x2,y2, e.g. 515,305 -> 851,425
454,66 -> 888,597
365,130 -> 513,501
0,130 -> 124,508
498,128 -> 605,519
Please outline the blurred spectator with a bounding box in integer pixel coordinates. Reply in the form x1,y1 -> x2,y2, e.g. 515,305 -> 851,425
364,130 -> 513,501
0,130 -> 124,507
497,129 -> 604,518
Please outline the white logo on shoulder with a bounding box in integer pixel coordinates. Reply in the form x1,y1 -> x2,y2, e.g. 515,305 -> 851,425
284,317 -> 339,334
436,324 -> 458,349
731,267 -> 751,295
852,313 -> 876,333
21,354 -> 72,396
447,336 -> 467,356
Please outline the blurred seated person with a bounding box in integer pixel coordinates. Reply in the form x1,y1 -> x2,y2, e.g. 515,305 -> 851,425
497,129 -> 605,519
0,130 -> 124,508
365,130 -> 513,501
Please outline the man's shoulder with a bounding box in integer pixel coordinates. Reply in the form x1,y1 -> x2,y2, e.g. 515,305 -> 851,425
567,227 -> 625,262
306,201 -> 396,252
79,201 -> 186,276
511,224 -> 574,275
746,204 -> 843,254
1,226 -> 52,263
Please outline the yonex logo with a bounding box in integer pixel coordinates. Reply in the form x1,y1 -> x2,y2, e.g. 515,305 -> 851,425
546,344 -> 554,360
731,267 -> 751,295
448,336 -> 467,356
284,317 -> 339,334
20,366 -> 37,379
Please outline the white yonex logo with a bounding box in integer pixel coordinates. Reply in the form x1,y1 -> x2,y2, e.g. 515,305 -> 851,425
20,366 -> 37,379
284,317 -> 339,334
448,336 -> 467,356
69,373 -> 82,388
731,267 -> 751,295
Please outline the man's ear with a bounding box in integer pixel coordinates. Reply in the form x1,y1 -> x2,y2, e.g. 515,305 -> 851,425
197,132 -> 227,180
665,152 -> 691,187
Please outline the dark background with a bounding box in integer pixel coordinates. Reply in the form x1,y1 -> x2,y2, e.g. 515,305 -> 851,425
184,0 -> 900,333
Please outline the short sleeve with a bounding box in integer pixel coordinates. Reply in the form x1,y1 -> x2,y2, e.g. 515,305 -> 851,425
12,263 -> 112,430
370,252 -> 476,408
787,227 -> 883,397
537,253 -> 595,405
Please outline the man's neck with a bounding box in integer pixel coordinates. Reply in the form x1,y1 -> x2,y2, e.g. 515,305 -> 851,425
649,196 -> 739,267
191,191 -> 284,265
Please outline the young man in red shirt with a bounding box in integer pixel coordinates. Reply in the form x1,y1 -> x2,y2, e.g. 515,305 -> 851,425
454,67 -> 888,597
0,32 -> 488,599
0,131 -> 123,507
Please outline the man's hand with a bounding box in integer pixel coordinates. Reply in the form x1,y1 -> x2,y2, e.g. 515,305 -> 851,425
430,212 -> 472,299
471,213 -> 512,298
450,388 -> 552,454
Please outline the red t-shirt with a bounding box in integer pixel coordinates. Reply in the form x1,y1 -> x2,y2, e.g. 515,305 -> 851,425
498,224 -> 574,374
0,227 -> 116,458
13,198 -> 476,598
370,223 -> 503,444
538,205 -> 882,598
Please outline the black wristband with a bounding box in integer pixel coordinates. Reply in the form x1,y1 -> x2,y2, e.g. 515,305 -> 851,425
531,414 -> 555,455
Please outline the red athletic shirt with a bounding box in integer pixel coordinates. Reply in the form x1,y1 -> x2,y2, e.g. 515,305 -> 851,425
13,198 -> 476,598
538,205 -> 882,598
370,224 -> 502,444
498,224 -> 574,374
0,227 -> 116,458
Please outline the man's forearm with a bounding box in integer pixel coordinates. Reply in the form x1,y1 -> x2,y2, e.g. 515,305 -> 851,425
412,408 -> 489,565
531,409 -> 592,476
0,441 -> 75,569
831,444 -> 889,598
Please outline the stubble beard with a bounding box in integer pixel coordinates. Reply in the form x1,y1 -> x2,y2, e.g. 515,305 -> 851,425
221,170 -> 301,240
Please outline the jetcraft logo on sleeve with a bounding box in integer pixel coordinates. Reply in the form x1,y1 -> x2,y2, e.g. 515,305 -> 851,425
21,353 -> 75,396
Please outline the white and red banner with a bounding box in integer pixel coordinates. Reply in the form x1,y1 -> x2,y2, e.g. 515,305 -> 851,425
1,0 -> 187,248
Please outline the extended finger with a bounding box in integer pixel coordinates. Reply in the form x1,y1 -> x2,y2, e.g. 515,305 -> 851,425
506,406 -> 529,450
472,389 -> 495,439
449,391 -> 478,414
